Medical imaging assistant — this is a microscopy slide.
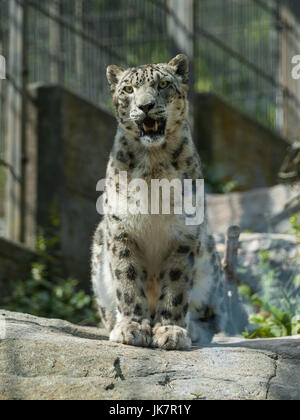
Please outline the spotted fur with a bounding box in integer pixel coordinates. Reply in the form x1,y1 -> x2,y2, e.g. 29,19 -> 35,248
91,55 -> 244,350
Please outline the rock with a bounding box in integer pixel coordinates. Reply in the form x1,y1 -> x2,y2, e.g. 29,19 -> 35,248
207,184 -> 300,234
237,233 -> 298,271
0,310 -> 300,400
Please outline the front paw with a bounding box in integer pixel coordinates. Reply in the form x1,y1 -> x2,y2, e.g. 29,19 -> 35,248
109,319 -> 152,347
152,324 -> 192,350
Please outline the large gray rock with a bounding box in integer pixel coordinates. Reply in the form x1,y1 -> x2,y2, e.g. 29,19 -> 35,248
0,310 -> 299,400
207,184 -> 300,234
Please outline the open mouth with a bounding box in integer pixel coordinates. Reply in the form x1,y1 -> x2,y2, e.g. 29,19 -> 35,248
138,117 -> 166,139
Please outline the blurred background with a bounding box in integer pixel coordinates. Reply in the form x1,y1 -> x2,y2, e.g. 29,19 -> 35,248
0,0 -> 299,334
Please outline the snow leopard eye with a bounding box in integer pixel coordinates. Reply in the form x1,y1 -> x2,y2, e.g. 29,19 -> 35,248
124,86 -> 134,94
158,80 -> 169,89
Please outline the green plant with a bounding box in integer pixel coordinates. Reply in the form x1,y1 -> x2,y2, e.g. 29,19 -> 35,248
239,287 -> 300,338
0,231 -> 99,325
191,392 -> 205,400
238,217 -> 300,339
289,214 -> 300,240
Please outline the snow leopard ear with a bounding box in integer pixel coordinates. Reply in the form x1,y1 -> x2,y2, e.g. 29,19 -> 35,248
106,65 -> 124,88
168,54 -> 189,84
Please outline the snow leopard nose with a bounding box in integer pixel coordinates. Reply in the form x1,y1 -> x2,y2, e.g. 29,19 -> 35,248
138,102 -> 155,114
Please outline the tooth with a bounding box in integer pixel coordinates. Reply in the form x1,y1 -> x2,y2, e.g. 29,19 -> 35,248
143,123 -> 150,132
154,121 -> 158,132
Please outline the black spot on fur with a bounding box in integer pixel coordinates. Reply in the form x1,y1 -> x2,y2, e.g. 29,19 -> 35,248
189,252 -> 195,266
124,292 -> 134,306
169,269 -> 182,281
115,269 -> 121,280
177,245 -> 190,254
133,304 -> 142,316
120,249 -> 130,258
171,161 -> 179,170
173,293 -> 183,307
131,317 -> 140,323
186,157 -> 193,166
127,264 -> 137,281
161,310 -> 172,319
116,289 -> 122,301
115,233 -> 128,242
116,150 -> 126,163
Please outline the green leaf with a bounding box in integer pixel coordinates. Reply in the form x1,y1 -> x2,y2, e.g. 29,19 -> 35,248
293,274 -> 300,288
238,284 -> 252,297
292,315 -> 300,335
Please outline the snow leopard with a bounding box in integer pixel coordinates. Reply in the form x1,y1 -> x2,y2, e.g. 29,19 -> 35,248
91,54 -> 246,350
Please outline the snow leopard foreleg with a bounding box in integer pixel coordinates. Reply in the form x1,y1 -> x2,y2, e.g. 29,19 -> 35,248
107,226 -> 152,347
151,241 -> 197,350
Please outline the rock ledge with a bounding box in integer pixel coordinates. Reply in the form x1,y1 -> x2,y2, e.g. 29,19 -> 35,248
0,310 -> 299,400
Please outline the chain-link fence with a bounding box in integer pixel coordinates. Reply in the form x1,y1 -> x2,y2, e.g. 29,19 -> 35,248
195,0 -> 281,130
25,0 -> 171,109
0,0 -> 300,241
195,0 -> 300,138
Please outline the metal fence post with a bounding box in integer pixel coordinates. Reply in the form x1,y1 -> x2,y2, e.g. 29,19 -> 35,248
5,0 -> 25,242
167,0 -> 195,128
49,0 -> 64,83
75,0 -> 84,92
167,0 -> 194,59
21,0 -> 30,244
